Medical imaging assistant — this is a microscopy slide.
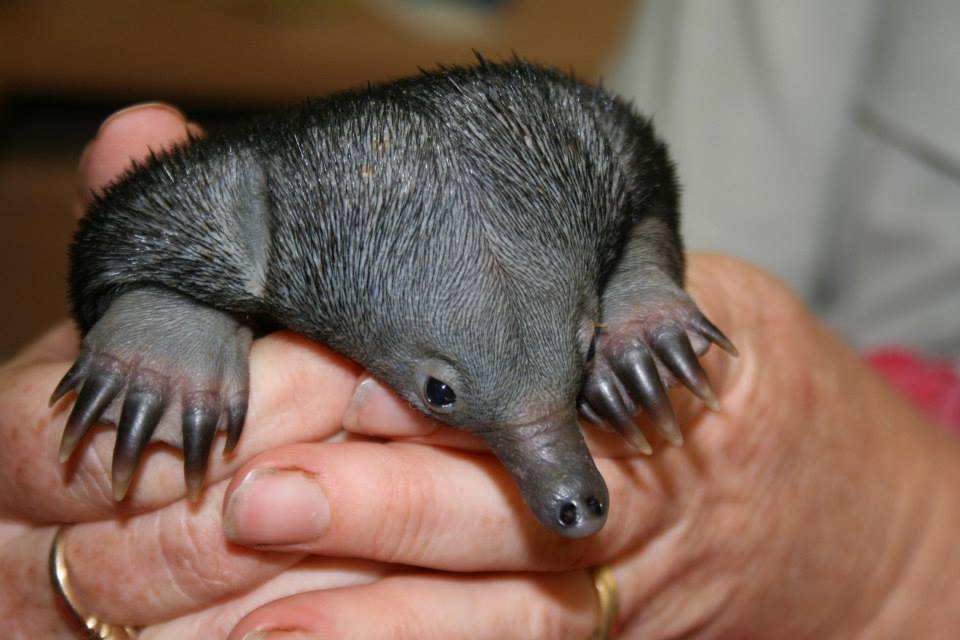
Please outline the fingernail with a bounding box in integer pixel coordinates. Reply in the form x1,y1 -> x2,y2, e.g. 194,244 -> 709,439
225,469 -> 331,545
97,101 -> 186,137
343,375 -> 438,437
341,376 -> 378,432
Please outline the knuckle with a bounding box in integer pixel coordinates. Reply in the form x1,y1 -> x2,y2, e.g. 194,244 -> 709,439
158,511 -> 237,598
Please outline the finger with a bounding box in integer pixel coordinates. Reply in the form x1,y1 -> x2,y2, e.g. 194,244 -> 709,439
0,528 -> 81,638
4,526 -> 383,638
228,571 -> 598,640
342,375 -> 441,438
138,557 -> 387,639
74,103 -> 201,217
222,438 -> 686,572
1,332 -> 359,522
47,481 -> 298,627
6,321 -> 80,367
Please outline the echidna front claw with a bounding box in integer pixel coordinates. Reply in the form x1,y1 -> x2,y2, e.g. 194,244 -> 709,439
579,290 -> 734,451
112,374 -> 167,501
614,345 -> 681,446
49,353 -> 90,408
182,396 -> 220,502
691,311 -> 738,357
224,398 -> 248,455
653,329 -> 720,410
58,361 -> 124,463
581,360 -> 653,454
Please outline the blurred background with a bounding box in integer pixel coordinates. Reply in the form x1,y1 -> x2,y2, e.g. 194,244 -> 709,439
0,0 -> 635,358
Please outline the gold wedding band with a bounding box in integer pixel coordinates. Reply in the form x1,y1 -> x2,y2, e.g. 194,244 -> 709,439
49,526 -> 140,640
590,565 -> 619,640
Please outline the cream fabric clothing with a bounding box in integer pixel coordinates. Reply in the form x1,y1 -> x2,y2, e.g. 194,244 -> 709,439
609,0 -> 960,358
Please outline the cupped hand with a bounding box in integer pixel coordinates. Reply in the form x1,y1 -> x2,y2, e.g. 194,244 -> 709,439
224,256 -> 960,637
1,105 -> 391,639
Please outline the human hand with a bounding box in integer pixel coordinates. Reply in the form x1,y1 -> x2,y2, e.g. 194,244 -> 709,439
2,105 -> 396,639
222,254 -> 960,638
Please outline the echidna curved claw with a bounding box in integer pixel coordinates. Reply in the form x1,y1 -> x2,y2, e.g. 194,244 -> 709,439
183,398 -> 219,502
112,379 -> 166,501
580,290 -> 736,453
58,366 -> 124,463
653,330 -> 720,410
691,311 -> 739,357
578,398 -> 608,429
615,345 -> 682,446
582,370 -> 653,454
224,397 -> 248,455
49,353 -> 90,408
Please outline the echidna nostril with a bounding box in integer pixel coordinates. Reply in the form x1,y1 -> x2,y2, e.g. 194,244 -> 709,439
558,501 -> 580,527
586,495 -> 605,517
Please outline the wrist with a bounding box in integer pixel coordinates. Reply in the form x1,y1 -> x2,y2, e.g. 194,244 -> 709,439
859,421 -> 960,637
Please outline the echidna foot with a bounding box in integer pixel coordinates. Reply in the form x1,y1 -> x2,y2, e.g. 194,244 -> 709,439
51,288 -> 252,500
579,292 -> 736,451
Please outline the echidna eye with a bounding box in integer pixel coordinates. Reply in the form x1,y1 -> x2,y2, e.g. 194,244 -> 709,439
424,377 -> 456,408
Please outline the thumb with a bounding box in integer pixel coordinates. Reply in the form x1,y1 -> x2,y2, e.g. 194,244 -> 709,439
74,102 -> 202,218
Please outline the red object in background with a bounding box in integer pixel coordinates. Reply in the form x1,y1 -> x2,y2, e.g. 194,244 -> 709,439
866,347 -> 960,433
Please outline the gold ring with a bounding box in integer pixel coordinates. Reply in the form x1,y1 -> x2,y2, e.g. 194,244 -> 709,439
49,526 -> 140,640
590,565 -> 619,640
